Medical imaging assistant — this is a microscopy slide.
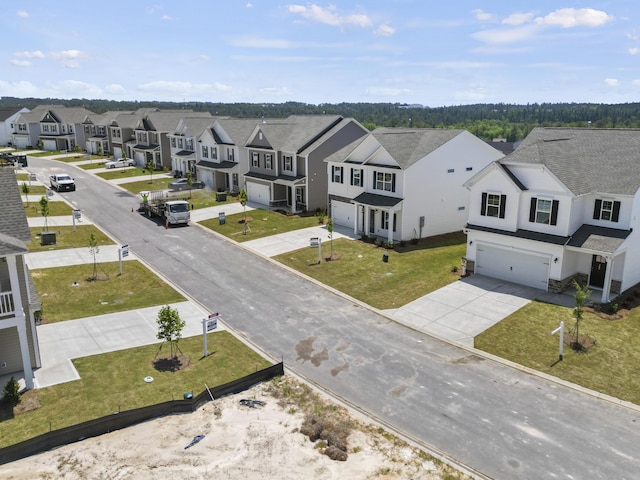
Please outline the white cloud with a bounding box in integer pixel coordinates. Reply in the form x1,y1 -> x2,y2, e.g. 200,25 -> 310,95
287,4 -> 372,28
454,88 -> 488,102
534,8 -> 613,28
604,78 -> 619,87
137,81 -> 232,95
16,10 -> 28,18
629,48 -> 639,56
633,80 -> 640,86
364,87 -> 411,97
259,87 -> 292,96
161,15 -> 171,21
374,24 -> 395,37
11,60 -> 31,67
246,3 -> 253,7
229,36 -> 294,49
471,24 -> 539,44
48,80 -> 103,97
473,9 -> 497,23
0,80 -> 38,97
14,51 -> 45,59
502,12 -> 534,26
106,84 -> 126,94
51,50 -> 89,60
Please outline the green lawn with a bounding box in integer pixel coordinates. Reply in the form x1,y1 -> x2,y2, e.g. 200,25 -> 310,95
97,168 -> 171,181
56,154 -> 93,162
16,173 -> 29,181
29,225 -> 114,252
78,161 -> 108,170
180,189 -> 240,210
0,332 -> 272,447
476,301 -> 640,405
23,202 -> 73,217
31,261 -> 185,323
115,177 -> 173,193
275,234 -> 467,309
200,209 -> 322,242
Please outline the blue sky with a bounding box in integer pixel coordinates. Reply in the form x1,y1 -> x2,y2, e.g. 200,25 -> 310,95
1,1 -> 638,107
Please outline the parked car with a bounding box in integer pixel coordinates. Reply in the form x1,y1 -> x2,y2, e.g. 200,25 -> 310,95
168,178 -> 205,191
104,158 -> 135,169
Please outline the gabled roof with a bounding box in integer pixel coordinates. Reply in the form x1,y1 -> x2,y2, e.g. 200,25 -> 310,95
504,127 -> 640,196
566,224 -> 631,254
214,118 -> 261,145
248,115 -> 343,152
371,128 -> 465,169
0,107 -> 28,122
45,106 -> 94,124
0,169 -> 30,254
144,111 -> 211,132
175,116 -> 216,137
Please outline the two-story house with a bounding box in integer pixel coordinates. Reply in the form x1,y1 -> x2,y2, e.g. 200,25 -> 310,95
464,127 -> 640,303
0,169 -> 41,390
327,128 -> 505,243
168,116 -> 217,179
0,107 -> 29,146
83,111 -> 125,156
244,115 -> 369,213
195,118 -> 256,193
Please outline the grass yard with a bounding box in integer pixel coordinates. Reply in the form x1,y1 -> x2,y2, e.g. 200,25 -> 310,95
116,177 -> 173,194
29,225 -> 114,252
475,301 -> 640,405
16,173 -> 29,181
275,234 -> 467,309
0,332 -> 272,447
180,190 -> 240,210
18,184 -> 47,196
56,154 -> 93,162
23,202 -> 73,217
78,161 -> 108,170
31,260 -> 185,323
200,209 -> 322,242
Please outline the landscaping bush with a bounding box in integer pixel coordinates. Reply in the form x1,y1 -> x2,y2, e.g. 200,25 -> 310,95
2,377 -> 21,406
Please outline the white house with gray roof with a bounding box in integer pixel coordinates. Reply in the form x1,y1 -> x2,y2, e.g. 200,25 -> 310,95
327,128 -> 504,243
464,127 -> 640,303
0,107 -> 29,146
0,169 -> 41,390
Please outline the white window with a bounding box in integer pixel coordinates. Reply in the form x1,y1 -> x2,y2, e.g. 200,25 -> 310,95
600,200 -> 614,221
352,168 -> 362,186
228,148 -> 234,161
186,139 -> 193,150
178,138 -> 183,148
332,166 -> 343,183
296,187 -> 303,203
252,152 -> 259,167
202,145 -> 208,158
265,154 -> 272,169
171,138 -> 176,148
42,124 -> 49,133
211,147 -> 217,160
375,172 -> 395,192
486,194 -> 501,217
535,199 -> 552,224
284,155 -> 293,171
383,211 -> 389,229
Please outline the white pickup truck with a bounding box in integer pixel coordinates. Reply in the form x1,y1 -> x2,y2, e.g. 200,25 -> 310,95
50,173 -> 76,192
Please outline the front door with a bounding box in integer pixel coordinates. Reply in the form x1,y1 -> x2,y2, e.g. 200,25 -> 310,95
590,255 -> 607,288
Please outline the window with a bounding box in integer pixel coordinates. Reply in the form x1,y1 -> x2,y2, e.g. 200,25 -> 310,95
458,206 -> 465,211
211,147 -> 217,160
265,154 -> 272,169
42,124 -> 49,133
97,126 -> 105,135
374,171 -> 395,192
351,168 -> 363,186
228,148 -> 234,161
481,192 -> 506,218
171,138 -> 176,148
202,145 -> 208,158
332,165 -> 344,183
186,139 -> 193,151
593,199 -> 620,222
383,212 -> 397,231
466,167 -> 473,171
296,187 -> 303,203
252,152 -> 259,167
447,168 -> 455,173
283,155 -> 293,171
232,173 -> 239,188
529,197 -> 559,225
178,138 -> 183,149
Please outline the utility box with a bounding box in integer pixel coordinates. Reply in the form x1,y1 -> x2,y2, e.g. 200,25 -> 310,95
216,192 -> 227,202
40,231 -> 56,246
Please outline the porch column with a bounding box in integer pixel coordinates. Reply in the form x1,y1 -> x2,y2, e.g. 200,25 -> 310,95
387,210 -> 393,244
7,255 -> 33,390
292,187 -> 297,214
601,255 -> 614,303
364,206 -> 370,236
352,203 -> 359,236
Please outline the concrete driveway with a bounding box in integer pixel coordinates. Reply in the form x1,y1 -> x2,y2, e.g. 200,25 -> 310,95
385,275 -> 542,347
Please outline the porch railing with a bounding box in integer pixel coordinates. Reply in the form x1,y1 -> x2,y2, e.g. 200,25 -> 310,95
0,291 -> 15,317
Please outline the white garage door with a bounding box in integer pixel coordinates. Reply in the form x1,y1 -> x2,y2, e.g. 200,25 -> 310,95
43,139 -> 57,151
476,244 -> 550,290
247,182 -> 270,206
331,201 -> 354,228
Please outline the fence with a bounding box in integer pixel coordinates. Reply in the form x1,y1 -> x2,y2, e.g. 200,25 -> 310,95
0,362 -> 284,465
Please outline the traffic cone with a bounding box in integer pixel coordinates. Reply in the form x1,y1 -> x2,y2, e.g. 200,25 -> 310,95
165,219 -> 168,229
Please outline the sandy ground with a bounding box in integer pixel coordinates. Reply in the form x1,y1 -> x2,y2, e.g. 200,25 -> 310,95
0,381 -> 467,480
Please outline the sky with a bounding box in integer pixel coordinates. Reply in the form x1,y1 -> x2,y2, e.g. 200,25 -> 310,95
1,1 -> 639,107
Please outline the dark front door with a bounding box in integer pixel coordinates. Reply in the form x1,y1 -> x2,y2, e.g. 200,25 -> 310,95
369,209 -> 375,234
590,255 -> 607,288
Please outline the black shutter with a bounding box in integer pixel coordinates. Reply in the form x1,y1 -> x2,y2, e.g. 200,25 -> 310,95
340,167 -> 344,184
373,170 -> 377,188
360,169 -> 364,186
551,200 -> 559,226
350,168 -> 354,185
499,195 -> 507,219
612,201 -> 621,222
331,166 -> 335,181
529,197 -> 537,222
481,192 -> 487,216
391,173 -> 396,192
593,199 -> 602,219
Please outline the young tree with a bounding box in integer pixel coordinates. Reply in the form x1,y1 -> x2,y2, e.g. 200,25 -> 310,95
73,144 -> 81,154
572,280 -> 592,349
89,232 -> 100,280
156,305 -> 185,360
21,182 -> 30,205
327,217 -> 334,259
97,144 -> 103,157
146,158 -> 154,184
239,187 -> 248,234
2,376 -> 21,406
186,170 -> 193,199
39,195 -> 49,231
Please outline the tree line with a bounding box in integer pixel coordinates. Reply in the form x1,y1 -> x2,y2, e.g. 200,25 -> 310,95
3,96 -> 640,141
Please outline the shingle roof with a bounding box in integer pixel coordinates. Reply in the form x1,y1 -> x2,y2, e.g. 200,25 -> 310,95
504,127 -> 640,195
251,115 -> 343,152
215,118 -> 261,145
371,128 -> 465,169
466,223 -> 570,245
0,107 -> 26,122
566,224 -> 631,254
0,169 -> 30,254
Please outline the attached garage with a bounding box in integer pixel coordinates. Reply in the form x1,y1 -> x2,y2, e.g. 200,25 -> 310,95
331,200 -> 354,228
476,244 -> 550,290
247,181 -> 270,206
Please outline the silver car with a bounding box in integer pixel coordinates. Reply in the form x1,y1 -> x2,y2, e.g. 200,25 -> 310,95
168,178 -> 205,191
105,158 -> 135,169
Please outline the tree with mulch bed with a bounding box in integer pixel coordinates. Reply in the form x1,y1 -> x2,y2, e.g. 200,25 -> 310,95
155,305 -> 187,372
571,280 -> 593,351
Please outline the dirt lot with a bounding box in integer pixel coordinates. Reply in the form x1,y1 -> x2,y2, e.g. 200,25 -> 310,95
0,378 -> 470,480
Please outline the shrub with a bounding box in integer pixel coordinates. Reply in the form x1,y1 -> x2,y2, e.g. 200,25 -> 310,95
451,265 -> 458,273
3,377 -> 21,406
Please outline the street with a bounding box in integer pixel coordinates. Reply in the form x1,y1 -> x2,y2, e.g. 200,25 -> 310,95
28,157 -> 640,479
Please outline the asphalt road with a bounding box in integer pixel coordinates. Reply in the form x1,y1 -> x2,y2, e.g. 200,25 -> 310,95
30,158 -> 640,479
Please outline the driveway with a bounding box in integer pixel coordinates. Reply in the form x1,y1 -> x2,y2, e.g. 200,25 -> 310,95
385,275 -> 542,347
